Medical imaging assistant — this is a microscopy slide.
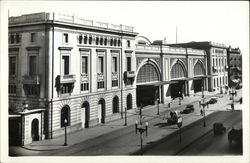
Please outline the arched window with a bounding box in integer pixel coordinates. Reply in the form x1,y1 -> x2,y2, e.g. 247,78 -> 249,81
126,94 -> 132,110
137,63 -> 159,83
112,96 -> 119,113
61,106 -> 70,127
194,62 -> 204,76
171,62 -> 185,79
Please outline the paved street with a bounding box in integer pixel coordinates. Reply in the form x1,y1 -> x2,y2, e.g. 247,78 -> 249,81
9,89 -> 242,156
142,110 -> 242,155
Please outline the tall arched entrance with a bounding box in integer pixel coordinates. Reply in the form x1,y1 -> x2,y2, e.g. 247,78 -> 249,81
61,105 -> 70,128
193,61 -> 205,93
112,96 -> 119,114
170,62 -> 187,99
81,101 -> 90,128
98,99 -> 105,123
126,94 -> 133,110
136,61 -> 160,107
31,118 -> 39,141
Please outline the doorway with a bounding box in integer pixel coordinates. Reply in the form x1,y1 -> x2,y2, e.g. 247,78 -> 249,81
31,119 -> 39,141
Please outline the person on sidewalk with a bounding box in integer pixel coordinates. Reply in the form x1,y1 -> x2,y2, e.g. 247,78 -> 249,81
200,109 -> 203,116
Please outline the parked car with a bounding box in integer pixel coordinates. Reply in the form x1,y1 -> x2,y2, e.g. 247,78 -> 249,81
228,128 -> 242,145
213,122 -> 226,135
180,104 -> 194,114
167,111 -> 181,124
208,97 -> 218,104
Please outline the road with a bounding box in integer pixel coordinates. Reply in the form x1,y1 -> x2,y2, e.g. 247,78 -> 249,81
177,116 -> 242,155
9,91 -> 242,156
142,110 -> 242,155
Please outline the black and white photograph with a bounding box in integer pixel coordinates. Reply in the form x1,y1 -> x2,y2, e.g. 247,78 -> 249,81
0,1 -> 249,163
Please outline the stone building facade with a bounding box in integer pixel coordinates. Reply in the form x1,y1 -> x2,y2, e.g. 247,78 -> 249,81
9,12 -> 137,145
8,12 -> 231,146
167,42 -> 229,93
227,47 -> 242,88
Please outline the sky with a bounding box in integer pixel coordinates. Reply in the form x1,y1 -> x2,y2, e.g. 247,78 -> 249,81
2,1 -> 249,55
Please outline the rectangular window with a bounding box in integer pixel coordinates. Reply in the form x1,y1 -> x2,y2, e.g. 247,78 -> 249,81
127,57 -> 131,71
27,85 -> 39,95
30,33 -> 37,43
62,56 -> 69,75
61,84 -> 71,94
63,33 -> 68,43
98,56 -> 104,73
10,34 -> 15,44
118,40 -> 121,46
81,56 -> 88,74
16,34 -> 20,43
127,40 -> 131,47
8,84 -> 17,94
29,56 -> 37,75
112,80 -> 118,87
79,35 -> 83,44
112,57 -> 117,73
84,36 -> 87,44
96,37 -> 99,45
104,38 -> 107,45
100,37 -> 103,45
9,56 -> 16,76
89,36 -> 92,44
97,81 -> 105,89
81,83 -> 89,91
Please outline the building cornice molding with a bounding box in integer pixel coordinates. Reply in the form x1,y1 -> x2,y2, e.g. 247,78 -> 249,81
26,46 -> 40,50
58,46 -> 73,51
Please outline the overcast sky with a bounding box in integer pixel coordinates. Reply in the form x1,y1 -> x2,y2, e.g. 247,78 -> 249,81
3,1 -> 249,55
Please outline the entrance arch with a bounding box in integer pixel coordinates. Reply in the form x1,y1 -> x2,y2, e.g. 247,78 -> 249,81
31,118 -> 39,141
170,61 -> 187,99
98,98 -> 105,123
61,105 -> 70,128
126,94 -> 133,110
193,61 -> 205,93
112,96 -> 119,113
81,101 -> 90,128
136,60 -> 160,107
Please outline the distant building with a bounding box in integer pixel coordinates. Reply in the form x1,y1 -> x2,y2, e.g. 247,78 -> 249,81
167,42 -> 229,92
135,37 -> 207,106
227,47 -> 242,87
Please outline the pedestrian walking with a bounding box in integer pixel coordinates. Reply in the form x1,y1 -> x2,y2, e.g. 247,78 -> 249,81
200,109 -> 203,116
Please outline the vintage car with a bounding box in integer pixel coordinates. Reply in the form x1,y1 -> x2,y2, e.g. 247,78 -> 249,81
167,111 -> 181,124
228,128 -> 242,145
208,97 -> 218,104
213,122 -> 226,135
180,104 -> 194,114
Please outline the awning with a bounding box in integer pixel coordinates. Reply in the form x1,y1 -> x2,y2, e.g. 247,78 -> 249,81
137,80 -> 178,86
194,75 -> 217,78
171,77 -> 197,81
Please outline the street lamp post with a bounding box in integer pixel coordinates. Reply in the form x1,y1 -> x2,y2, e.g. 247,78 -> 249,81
201,102 -> 208,127
124,107 -> 127,126
64,119 -> 68,146
201,86 -> 204,99
157,98 -> 160,115
229,87 -> 236,110
135,105 -> 148,155
179,91 -> 182,105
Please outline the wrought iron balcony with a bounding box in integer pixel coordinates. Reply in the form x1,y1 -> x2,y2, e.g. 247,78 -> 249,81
22,75 -> 40,85
124,71 -> 136,79
56,74 -> 76,84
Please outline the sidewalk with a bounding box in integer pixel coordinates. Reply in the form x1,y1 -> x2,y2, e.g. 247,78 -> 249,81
11,89 -> 242,155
